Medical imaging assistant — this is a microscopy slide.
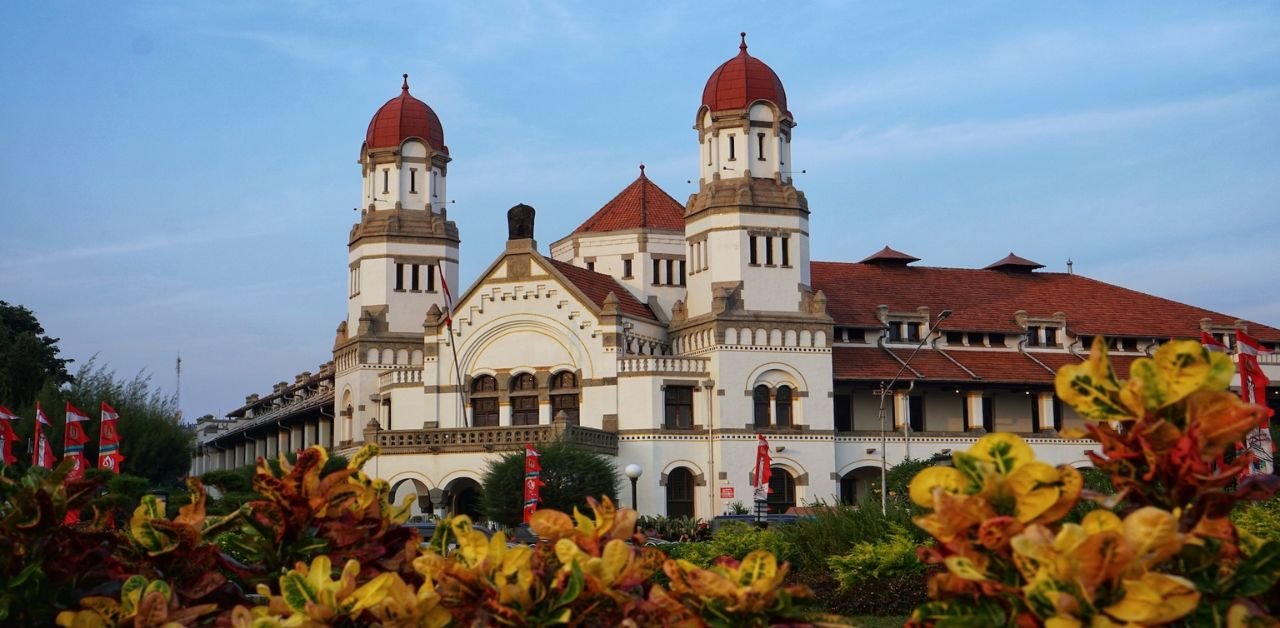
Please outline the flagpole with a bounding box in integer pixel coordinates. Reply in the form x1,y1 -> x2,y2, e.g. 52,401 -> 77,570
438,264 -> 468,428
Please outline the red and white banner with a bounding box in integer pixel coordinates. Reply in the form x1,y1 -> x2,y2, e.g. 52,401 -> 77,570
1236,330 -> 1274,476
34,402 -> 55,469
63,402 -> 91,481
98,402 -> 124,473
1201,331 -> 1229,353
522,443 -> 545,524
752,434 -> 772,504
0,405 -> 19,465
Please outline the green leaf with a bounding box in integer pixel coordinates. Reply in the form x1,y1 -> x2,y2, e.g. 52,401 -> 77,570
280,572 -> 319,614
1226,541 -> 1280,597
552,559 -> 585,612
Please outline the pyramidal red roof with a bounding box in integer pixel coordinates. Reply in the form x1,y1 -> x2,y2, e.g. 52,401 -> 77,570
859,245 -> 920,265
985,252 -> 1044,272
365,74 -> 447,154
572,166 -> 686,234
546,259 -> 656,320
811,261 -> 1280,341
701,33 -> 789,115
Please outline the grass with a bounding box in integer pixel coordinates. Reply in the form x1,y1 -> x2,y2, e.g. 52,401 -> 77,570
849,616 -> 908,627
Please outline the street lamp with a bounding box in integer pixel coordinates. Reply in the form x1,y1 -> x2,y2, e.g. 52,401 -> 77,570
879,309 -> 952,515
624,464 -> 643,512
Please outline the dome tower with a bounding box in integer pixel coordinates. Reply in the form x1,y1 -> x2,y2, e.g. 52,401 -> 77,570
335,75 -> 461,443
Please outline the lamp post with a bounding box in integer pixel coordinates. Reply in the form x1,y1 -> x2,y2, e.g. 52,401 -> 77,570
878,309 -> 952,515
624,464 -> 643,512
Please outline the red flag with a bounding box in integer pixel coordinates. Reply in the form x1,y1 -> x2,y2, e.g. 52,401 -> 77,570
0,405 -> 19,465
34,402 -> 55,469
1236,330 -> 1274,476
1201,331 -> 1229,353
438,265 -> 454,328
522,443 -> 545,524
63,402 -> 91,481
753,434 -> 773,504
98,402 -> 124,473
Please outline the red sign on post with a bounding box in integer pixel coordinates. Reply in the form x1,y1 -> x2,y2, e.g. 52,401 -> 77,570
719,486 -> 734,499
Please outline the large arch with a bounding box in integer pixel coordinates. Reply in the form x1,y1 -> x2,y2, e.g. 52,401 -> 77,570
388,474 -> 432,518
444,476 -> 484,520
452,315 -> 597,384
839,466 -> 879,505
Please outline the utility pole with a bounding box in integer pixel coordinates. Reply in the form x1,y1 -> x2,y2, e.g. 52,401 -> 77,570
175,355 -> 183,423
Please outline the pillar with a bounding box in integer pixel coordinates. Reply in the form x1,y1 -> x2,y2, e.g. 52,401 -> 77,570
892,391 -> 909,430
304,422 -> 317,448
965,392 -> 985,432
538,401 -> 552,425
266,432 -> 279,458
319,416 -> 333,448
291,425 -> 304,452
499,403 -> 512,426
1037,393 -> 1056,433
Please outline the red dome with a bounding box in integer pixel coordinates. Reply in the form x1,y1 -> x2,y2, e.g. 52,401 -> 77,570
365,74 -> 447,154
701,33 -> 788,115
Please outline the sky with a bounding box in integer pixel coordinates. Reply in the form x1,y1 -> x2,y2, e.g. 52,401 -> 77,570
1,2 -> 1278,421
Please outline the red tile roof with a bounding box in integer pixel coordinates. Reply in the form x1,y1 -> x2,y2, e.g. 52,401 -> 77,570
365,74 -> 447,154
701,33 -> 789,115
573,166 -> 686,234
985,253 -> 1044,272
812,261 -> 1280,341
860,246 -> 920,265
832,346 -> 1145,384
546,259 -> 656,321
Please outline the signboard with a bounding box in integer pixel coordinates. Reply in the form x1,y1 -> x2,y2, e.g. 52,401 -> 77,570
719,486 -> 735,499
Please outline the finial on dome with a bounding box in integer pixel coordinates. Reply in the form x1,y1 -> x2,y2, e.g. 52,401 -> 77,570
401,73 -> 409,91
739,32 -> 747,52
639,163 -> 646,177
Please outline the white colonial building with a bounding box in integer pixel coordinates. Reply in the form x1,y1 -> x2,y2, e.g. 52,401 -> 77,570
193,36 -> 1280,520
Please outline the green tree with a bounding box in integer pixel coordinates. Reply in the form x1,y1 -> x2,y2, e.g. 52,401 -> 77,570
480,440 -> 620,526
0,301 -> 71,408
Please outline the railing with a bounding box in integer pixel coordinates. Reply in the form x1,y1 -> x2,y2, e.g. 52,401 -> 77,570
617,356 -> 709,376
379,369 -> 423,387
371,423 -> 618,456
1258,352 -> 1280,366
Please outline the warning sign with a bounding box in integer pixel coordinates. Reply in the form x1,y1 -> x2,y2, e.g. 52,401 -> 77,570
719,486 -> 734,499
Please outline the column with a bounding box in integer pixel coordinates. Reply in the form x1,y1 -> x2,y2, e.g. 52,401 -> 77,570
319,416 -> 333,448
266,432 -> 279,459
538,401 -> 552,425
892,391 -> 909,430
254,438 -> 267,464
304,422 -> 317,448
965,392 -> 985,432
291,425 -> 305,452
279,428 -> 292,455
1037,393 -> 1057,433
499,403 -> 512,426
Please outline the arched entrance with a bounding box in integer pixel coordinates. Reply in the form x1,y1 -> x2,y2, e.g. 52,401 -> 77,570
840,467 -> 879,505
389,477 -> 431,518
446,477 -> 483,520
767,467 -> 796,514
666,467 -> 695,519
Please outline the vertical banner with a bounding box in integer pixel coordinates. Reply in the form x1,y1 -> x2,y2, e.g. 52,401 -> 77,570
752,433 -> 772,506
34,402 -> 55,469
98,402 -> 124,473
1237,330 -> 1274,476
0,406 -> 19,465
63,402 -> 91,481
522,443 -> 544,524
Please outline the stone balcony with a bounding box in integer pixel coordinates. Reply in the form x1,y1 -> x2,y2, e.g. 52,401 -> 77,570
363,422 -> 618,456
378,369 -> 423,388
617,356 -> 709,377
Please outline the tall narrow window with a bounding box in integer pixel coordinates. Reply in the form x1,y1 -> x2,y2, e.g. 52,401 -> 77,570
665,259 -> 674,286
982,397 -> 995,432
678,260 -> 686,286
906,322 -> 921,342
511,374 -> 539,426
765,237 -> 774,265
780,237 -> 790,266
666,467 -> 695,519
1030,395 -> 1041,432
749,236 -> 759,265
757,133 -> 766,160
471,376 -> 498,427
427,264 -> 436,292
623,259 -> 632,278
775,385 -> 793,428
550,372 -> 579,425
394,263 -> 405,291
432,171 -> 438,197
652,259 -> 661,285
349,267 -> 359,297
1044,327 -> 1058,347
409,168 -> 418,193
766,469 -> 796,514
382,169 -> 389,194
834,394 -> 852,432
728,135 -> 736,161
909,396 -> 925,432
1026,326 -> 1041,347
753,385 -> 770,428
664,386 -> 693,429
410,264 -> 420,291
586,261 -> 595,272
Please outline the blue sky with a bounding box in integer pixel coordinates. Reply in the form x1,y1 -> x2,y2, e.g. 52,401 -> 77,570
1,2 -> 1277,420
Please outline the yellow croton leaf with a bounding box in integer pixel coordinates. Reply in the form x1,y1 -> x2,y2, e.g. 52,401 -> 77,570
1074,530 -> 1134,595
1007,461 -> 1063,523
1104,573 -> 1199,625
1080,510 -> 1122,535
736,549 -> 779,589
530,509 -> 575,540
1123,507 -> 1182,569
1121,340 -> 1227,414
944,556 -> 989,581
1055,337 -> 1128,422
909,466 -> 968,508
914,491 -> 995,543
1190,390 -> 1271,458
1034,465 -> 1084,524
969,432 -> 1036,475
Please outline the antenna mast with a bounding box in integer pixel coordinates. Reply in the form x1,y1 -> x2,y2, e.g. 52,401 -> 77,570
175,355 -> 183,423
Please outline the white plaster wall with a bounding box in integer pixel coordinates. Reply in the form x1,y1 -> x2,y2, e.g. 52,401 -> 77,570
348,242 -> 457,334
923,393 -> 966,432
994,394 -> 1035,433
684,211 -> 809,316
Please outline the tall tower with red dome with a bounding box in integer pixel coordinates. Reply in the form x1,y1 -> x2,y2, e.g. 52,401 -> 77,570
333,75 -> 461,443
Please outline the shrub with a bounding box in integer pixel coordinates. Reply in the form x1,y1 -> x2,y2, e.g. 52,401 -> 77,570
779,499 -> 924,572
828,523 -> 925,587
479,440 -> 619,526
1234,497 -> 1280,545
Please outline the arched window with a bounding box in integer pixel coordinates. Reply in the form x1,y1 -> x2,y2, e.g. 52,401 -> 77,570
767,468 -> 796,514
550,371 -> 579,425
471,375 -> 498,427
775,385 -> 792,428
666,467 -> 695,520
753,385 -> 770,428
511,373 -> 539,426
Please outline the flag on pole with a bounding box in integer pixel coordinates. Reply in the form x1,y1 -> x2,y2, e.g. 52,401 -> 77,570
64,402 -> 91,481
438,265 -> 455,329
34,402 -> 54,469
1236,330 -> 1274,476
522,444 -> 545,524
1201,331 -> 1229,353
98,402 -> 124,473
0,405 -> 19,465
752,434 -> 773,505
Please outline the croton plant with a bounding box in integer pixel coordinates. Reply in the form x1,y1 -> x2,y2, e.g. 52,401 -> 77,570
907,338 -> 1280,627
